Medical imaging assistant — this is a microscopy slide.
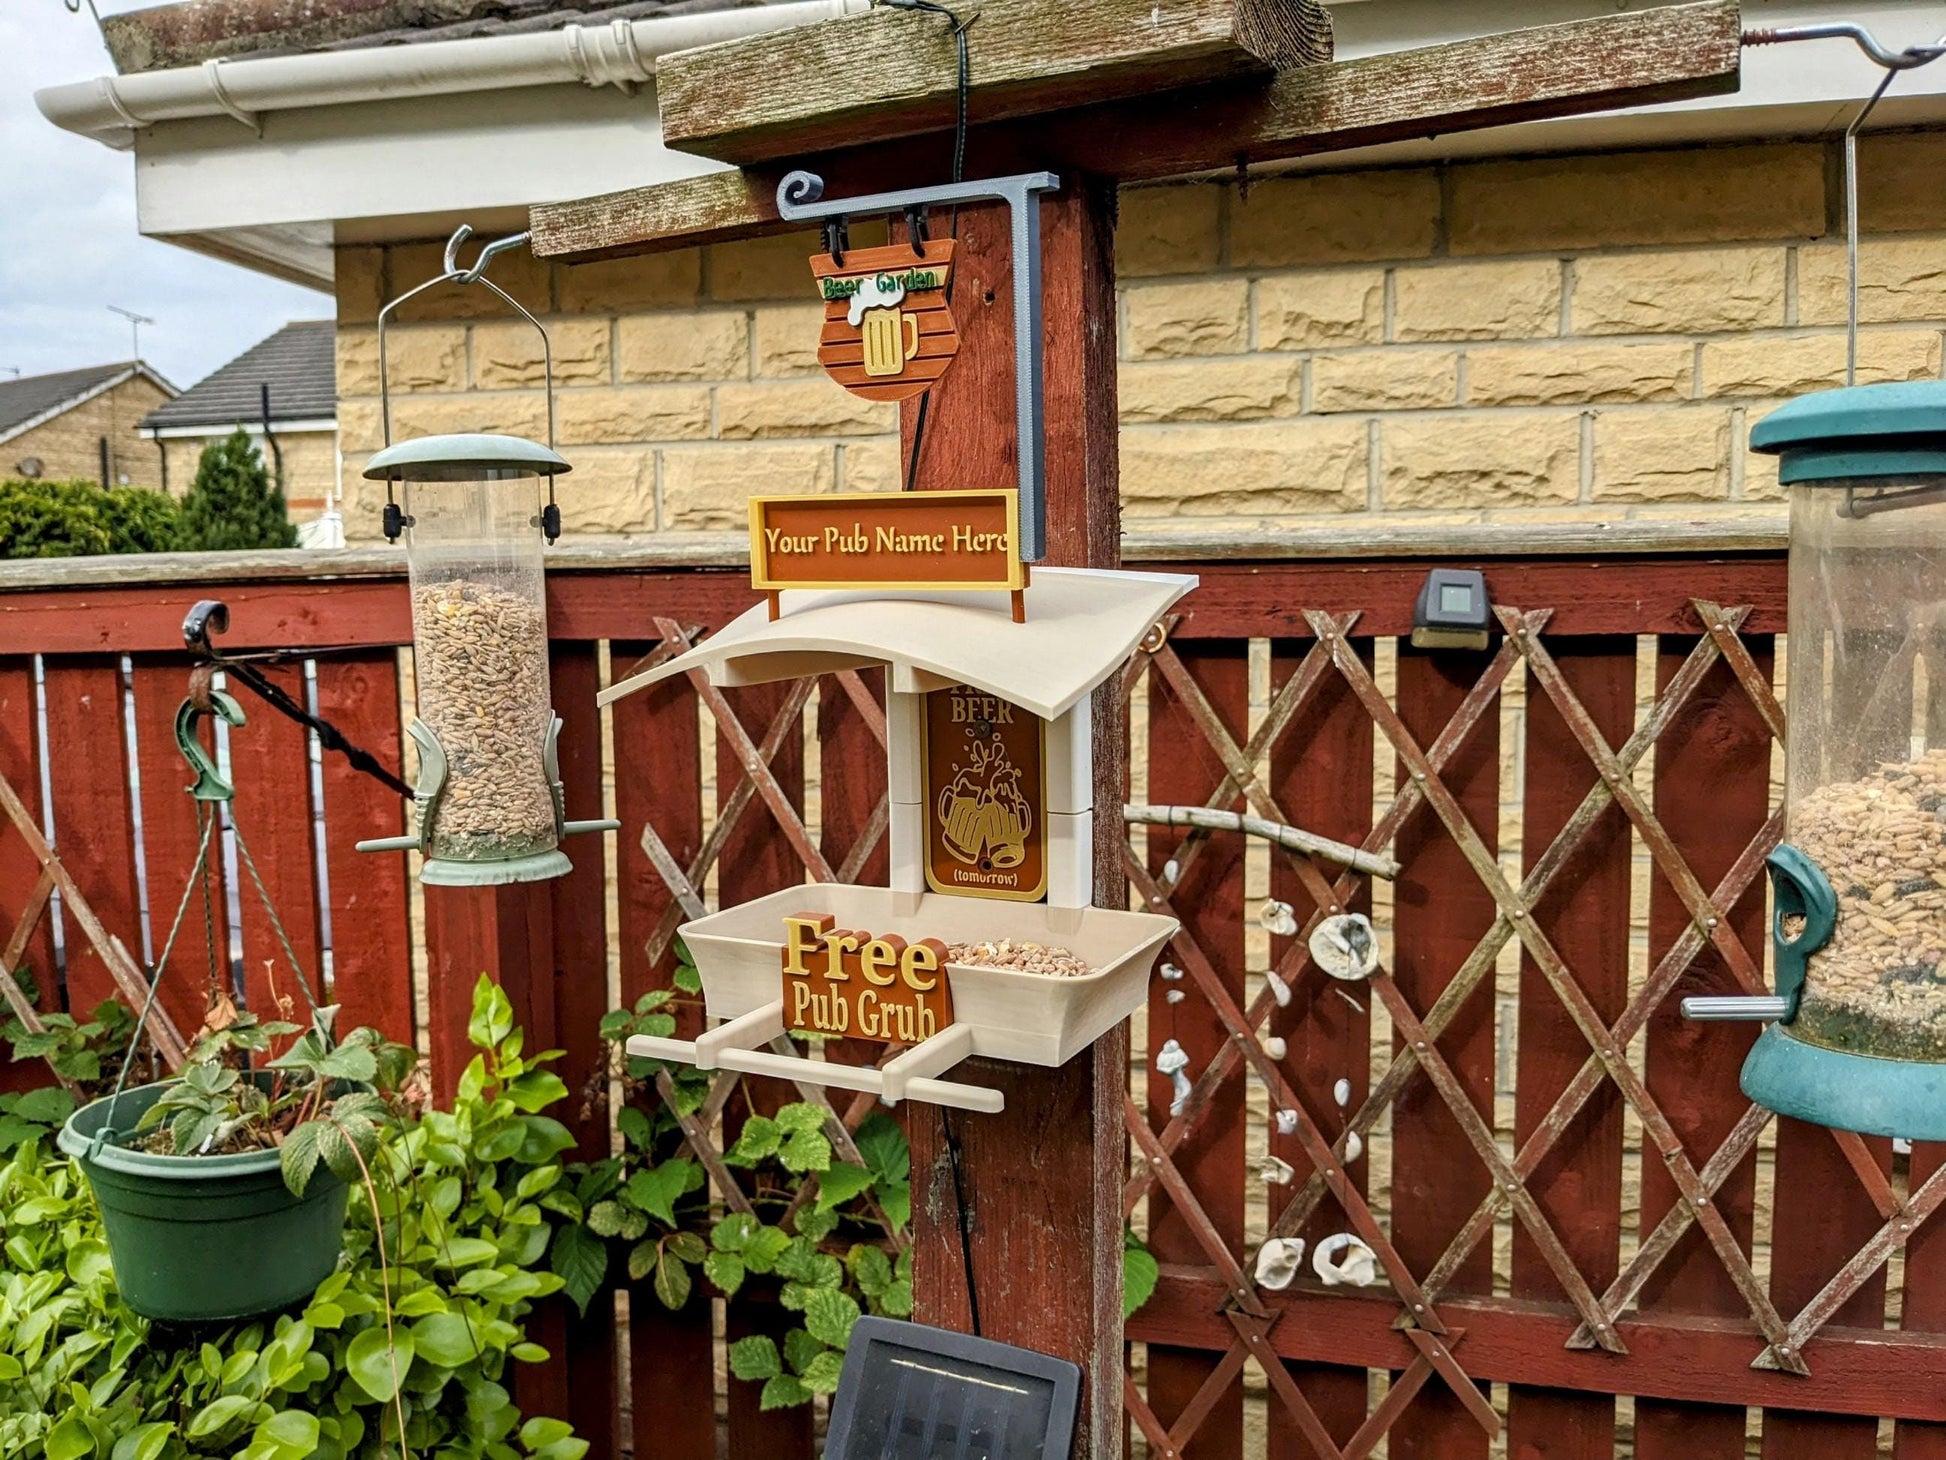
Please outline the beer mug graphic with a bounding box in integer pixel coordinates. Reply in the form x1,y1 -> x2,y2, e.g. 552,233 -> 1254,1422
938,744 -> 1031,870
860,305 -> 921,378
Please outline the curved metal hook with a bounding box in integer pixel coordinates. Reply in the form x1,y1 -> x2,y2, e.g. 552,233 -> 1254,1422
777,171 -> 828,217
443,224 -> 534,286
176,690 -> 246,803
1746,23 -> 1946,71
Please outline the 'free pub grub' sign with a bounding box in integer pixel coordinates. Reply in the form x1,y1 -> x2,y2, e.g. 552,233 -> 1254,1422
749,490 -> 1025,594
780,912 -> 955,1044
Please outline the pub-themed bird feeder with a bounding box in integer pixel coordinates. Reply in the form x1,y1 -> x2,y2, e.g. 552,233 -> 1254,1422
1686,381 -> 1946,1137
356,227 -> 614,885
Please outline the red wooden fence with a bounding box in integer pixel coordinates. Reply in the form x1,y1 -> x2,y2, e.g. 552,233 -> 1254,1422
5,542 -> 1940,1459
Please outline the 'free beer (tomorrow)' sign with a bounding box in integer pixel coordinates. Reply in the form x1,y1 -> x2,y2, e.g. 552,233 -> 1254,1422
780,912 -> 955,1044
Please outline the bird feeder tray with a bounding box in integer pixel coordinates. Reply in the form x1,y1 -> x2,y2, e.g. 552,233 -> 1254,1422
601,566 -> 1194,1113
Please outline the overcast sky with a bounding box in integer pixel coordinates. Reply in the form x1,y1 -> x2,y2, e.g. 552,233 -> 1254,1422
0,1 -> 330,392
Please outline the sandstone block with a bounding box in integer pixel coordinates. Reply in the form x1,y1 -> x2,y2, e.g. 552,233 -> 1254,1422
1229,169 -> 1440,268
1117,183 -> 1222,276
1700,331 -> 1941,398
336,329 -> 380,398
1120,420 -> 1366,516
387,240 -> 550,321
1124,279 -> 1249,359
557,250 -> 702,313
1465,342 -> 1694,406
708,221 -> 884,302
337,399 -> 382,456
617,312 -> 749,382
1573,248 -> 1786,335
557,386 -> 712,445
1858,135 -> 1946,234
562,447 -> 656,534
1450,144 -> 1824,255
1255,270 -> 1384,351
1312,350 -> 1456,413
335,325 -> 465,396
662,444 -> 834,530
476,318 -> 610,388
383,391 -> 548,444
1119,358 -> 1301,423
1798,238 -> 1946,327
1593,409 -> 1732,503
716,379 -> 896,439
1382,414 -> 1579,509
335,247 -> 384,324
841,439 -> 902,493
754,305 -> 828,377
1394,261 -> 1561,342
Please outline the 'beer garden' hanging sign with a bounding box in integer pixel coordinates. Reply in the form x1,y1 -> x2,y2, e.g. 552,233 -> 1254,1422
811,241 -> 959,401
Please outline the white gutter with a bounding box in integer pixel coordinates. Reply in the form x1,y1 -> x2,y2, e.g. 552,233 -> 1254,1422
37,0 -> 868,149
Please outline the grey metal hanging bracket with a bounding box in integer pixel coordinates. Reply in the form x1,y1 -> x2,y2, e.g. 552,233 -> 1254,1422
776,169 -> 1060,562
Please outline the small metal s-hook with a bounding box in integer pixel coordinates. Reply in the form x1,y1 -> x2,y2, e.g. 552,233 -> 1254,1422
443,224 -> 534,286
176,691 -> 246,803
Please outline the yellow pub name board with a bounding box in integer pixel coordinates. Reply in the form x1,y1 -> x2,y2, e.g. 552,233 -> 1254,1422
750,490 -> 1025,594
780,912 -> 955,1044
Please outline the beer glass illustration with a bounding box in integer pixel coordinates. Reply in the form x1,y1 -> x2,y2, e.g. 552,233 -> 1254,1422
860,303 -> 921,377
939,741 -> 1032,870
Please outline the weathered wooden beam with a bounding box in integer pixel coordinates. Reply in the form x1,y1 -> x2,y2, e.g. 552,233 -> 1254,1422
657,0 -> 1332,166
530,1 -> 1741,262
102,0 -> 508,74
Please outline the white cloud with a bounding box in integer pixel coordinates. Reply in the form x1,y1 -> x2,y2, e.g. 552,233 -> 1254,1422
0,2 -> 330,391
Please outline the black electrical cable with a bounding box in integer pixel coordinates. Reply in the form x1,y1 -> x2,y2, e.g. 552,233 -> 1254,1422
940,1106 -> 982,1337
876,0 -> 972,494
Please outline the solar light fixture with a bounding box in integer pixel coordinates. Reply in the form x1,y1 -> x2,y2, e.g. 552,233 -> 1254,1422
1410,568 -> 1491,651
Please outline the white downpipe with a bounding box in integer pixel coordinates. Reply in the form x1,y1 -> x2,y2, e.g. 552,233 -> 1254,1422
37,0 -> 868,149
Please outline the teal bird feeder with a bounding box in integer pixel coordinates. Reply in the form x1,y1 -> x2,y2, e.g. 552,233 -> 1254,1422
1687,381 -> 1946,1137
355,227 -> 614,886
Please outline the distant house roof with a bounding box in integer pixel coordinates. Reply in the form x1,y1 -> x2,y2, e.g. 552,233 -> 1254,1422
142,320 -> 336,433
0,362 -> 178,446
104,0 -> 742,72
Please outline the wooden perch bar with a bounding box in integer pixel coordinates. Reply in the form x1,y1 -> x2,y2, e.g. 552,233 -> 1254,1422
1123,804 -> 1402,880
656,0 -> 1333,166
530,1 -> 1741,263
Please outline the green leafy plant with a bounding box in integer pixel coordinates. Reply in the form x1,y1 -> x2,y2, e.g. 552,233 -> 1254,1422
0,975 -> 586,1459
0,1085 -> 74,1154
1123,1229 -> 1159,1319
0,479 -> 182,558
551,992 -> 912,1409
4,997 -> 139,1095
129,1007 -> 411,1199
175,430 -> 297,553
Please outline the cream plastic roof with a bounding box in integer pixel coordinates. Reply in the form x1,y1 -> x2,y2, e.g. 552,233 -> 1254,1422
599,567 -> 1197,721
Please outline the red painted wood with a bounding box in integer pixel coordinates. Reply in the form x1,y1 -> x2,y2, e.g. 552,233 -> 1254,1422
818,668 -> 886,889
422,881 -> 555,1104
1633,638 -> 1773,1460
1505,639 -> 1633,1459
1898,1143 -> 1946,1459
127,659 -> 229,1039
547,644 -> 613,1157
1267,636 -> 1374,1455
41,656 -> 142,1012
1160,558 -> 1786,641
0,657 -> 52,1091
1388,645 -> 1499,1460
1143,640 -> 1248,1460
311,654 -> 414,1044
628,1291 -> 718,1460
1133,1275 -> 1946,1422
226,661 -> 325,1027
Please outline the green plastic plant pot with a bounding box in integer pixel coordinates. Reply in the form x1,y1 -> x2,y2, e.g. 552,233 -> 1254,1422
57,1079 -> 351,1324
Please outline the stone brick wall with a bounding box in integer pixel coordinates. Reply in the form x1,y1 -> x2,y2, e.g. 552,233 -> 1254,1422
4,375 -> 171,490
158,429 -> 339,516
333,133 -> 1946,541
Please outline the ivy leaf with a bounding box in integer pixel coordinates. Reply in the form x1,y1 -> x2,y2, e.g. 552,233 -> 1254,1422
666,1230 -> 707,1266
793,1205 -> 840,1244
1123,1241 -> 1160,1319
10,1087 -> 73,1124
878,1181 -> 912,1233
877,1279 -> 913,1318
847,1244 -> 894,1298
854,1112 -> 910,1186
654,1248 -> 693,1311
778,1127 -> 831,1175
346,1328 -> 414,1403
814,1162 -> 875,1214
760,1375 -> 813,1410
800,1348 -> 845,1395
627,1240 -> 660,1283
280,1121 -> 324,1198
724,1116 -> 780,1166
711,1213 -> 757,1255
616,1107 -> 653,1151
727,1334 -> 781,1381
624,1160 -> 695,1227
550,1224 -> 608,1316
802,1287 -> 861,1349
702,1250 -> 745,1298
743,1225 -> 793,1275
673,962 -> 702,994
586,1201 -> 626,1238
783,1327 -> 825,1377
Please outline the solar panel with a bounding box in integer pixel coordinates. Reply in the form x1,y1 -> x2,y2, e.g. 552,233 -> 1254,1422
823,1317 -> 1082,1460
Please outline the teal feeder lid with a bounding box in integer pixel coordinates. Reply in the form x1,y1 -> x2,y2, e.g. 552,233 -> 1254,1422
1750,379 -> 1946,485
364,433 -> 571,481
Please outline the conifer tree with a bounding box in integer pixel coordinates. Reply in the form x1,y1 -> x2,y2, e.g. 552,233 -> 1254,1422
176,427 -> 297,552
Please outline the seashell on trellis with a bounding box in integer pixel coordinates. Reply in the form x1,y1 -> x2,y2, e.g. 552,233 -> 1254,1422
1265,969 -> 1293,1007
1155,1038 -> 1193,1117
1254,1237 -> 1306,1291
1259,899 -> 1299,938
1313,1233 -> 1379,1288
1260,1155 -> 1295,1186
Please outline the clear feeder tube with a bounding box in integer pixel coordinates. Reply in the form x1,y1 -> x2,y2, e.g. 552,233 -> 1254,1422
405,470 -> 557,864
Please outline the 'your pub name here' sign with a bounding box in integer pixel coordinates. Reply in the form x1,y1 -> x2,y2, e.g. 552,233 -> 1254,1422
749,490 -> 1024,594
781,912 -> 955,1044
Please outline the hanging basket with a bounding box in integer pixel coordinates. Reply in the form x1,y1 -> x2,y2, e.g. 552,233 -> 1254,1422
58,1076 -> 352,1324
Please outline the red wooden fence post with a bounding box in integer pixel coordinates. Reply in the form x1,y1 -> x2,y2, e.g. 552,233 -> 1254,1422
902,176 -> 1126,1458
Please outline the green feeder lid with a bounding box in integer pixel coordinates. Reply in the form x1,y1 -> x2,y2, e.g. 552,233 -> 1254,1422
1749,380 -> 1946,485
363,433 -> 571,482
